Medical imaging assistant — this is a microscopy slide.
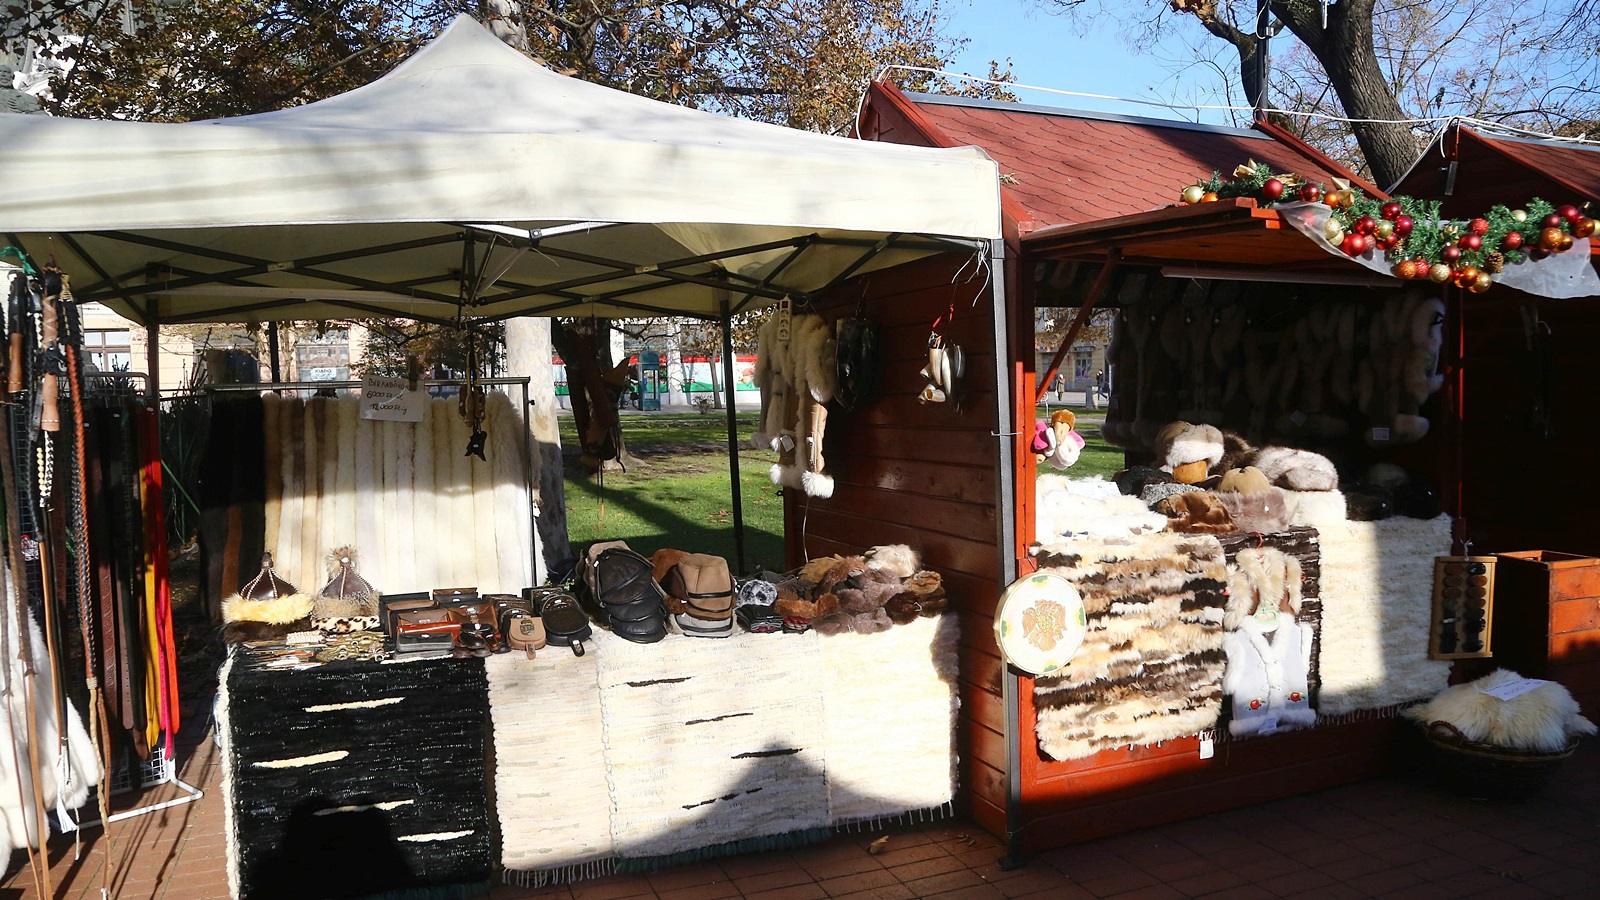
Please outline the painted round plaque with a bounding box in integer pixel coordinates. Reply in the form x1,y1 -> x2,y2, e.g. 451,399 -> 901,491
993,572 -> 1087,675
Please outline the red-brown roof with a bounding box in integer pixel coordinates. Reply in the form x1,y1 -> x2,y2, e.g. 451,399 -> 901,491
857,82 -> 1372,233
1389,123 -> 1600,218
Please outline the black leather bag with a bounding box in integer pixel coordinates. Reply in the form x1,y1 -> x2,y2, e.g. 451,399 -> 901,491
593,547 -> 669,643
539,593 -> 593,656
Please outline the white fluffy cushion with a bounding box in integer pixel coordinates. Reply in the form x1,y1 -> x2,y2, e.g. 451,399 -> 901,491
1405,668 -> 1597,752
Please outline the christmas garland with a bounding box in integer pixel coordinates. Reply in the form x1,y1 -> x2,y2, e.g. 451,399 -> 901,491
1180,161 -> 1597,293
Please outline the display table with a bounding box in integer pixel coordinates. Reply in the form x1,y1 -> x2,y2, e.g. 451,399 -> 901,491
489,615 -> 961,887
218,650 -> 493,899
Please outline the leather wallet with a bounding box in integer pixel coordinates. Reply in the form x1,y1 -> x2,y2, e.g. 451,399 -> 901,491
395,609 -> 460,652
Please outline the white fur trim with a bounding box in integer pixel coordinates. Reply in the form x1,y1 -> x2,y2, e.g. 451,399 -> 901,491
1165,431 -> 1224,471
800,470 -> 834,499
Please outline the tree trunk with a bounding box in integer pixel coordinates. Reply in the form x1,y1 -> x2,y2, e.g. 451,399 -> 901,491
1276,0 -> 1420,188
505,317 -> 567,578
665,320 -> 687,408
593,318 -> 641,473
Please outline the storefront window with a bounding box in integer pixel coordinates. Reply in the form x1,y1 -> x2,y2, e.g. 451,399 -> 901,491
84,328 -> 132,371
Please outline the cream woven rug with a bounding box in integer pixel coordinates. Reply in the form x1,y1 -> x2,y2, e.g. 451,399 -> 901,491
489,618 -> 960,886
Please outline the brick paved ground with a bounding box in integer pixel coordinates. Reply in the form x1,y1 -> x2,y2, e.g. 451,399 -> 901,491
4,727 -> 1597,899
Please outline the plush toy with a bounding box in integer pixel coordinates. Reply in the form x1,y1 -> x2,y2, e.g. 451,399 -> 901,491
1030,419 -> 1057,464
1045,410 -> 1085,469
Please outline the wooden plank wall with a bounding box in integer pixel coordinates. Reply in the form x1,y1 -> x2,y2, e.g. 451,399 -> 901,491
781,253 -> 1009,836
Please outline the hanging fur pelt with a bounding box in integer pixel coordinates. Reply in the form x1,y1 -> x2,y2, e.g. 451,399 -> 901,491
0,569 -> 101,875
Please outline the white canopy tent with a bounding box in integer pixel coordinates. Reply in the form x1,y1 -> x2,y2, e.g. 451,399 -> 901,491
0,16 -> 1002,327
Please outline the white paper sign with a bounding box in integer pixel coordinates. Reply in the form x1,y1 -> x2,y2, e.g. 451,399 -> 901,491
360,375 -> 425,422
1478,678 -> 1551,702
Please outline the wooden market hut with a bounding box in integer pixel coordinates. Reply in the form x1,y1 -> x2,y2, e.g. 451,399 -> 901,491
802,84 -> 1596,858
1390,122 -> 1600,557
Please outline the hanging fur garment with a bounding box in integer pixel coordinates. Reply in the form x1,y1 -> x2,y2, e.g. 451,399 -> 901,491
0,569 -> 102,877
755,313 -> 837,497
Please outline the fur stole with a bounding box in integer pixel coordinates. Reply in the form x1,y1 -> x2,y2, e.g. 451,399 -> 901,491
1405,669 -> 1596,753
1154,492 -> 1237,534
1215,488 -> 1295,535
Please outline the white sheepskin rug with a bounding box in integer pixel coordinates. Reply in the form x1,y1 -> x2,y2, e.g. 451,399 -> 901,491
1035,474 -> 1167,543
1288,490 -> 1453,716
261,392 -> 537,593
1405,669 -> 1596,753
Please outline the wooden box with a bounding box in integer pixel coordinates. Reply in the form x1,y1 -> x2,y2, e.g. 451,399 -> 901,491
1492,551 -> 1600,714
1430,556 -> 1496,659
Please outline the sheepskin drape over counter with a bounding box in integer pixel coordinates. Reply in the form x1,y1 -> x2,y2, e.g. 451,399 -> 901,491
252,392 -> 535,596
1032,533 -> 1229,761
491,616 -> 960,888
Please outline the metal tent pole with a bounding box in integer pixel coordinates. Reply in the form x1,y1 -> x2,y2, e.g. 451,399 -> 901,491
719,300 -> 746,574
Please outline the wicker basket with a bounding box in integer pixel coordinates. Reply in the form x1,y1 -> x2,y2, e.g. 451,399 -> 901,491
1424,720 -> 1578,801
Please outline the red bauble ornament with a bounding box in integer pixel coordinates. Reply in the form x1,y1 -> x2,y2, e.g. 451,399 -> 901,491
1557,204 -> 1581,223
1393,215 -> 1414,237
1377,235 -> 1398,253
1501,232 -> 1524,251
1298,184 -> 1322,203
1459,234 -> 1483,252
1542,213 -> 1564,229
1341,234 -> 1363,257
1574,217 -> 1597,239
1201,192 -> 1220,203
1453,265 -> 1481,288
1468,217 -> 1489,236
1261,178 -> 1285,201
1380,201 -> 1402,221
1441,245 -> 1463,263
1355,215 -> 1377,235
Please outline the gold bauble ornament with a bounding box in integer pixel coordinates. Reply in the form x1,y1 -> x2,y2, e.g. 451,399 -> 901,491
1428,263 -> 1452,283
1374,220 -> 1395,240
1541,226 -> 1564,250
1511,209 -> 1528,223
1181,185 -> 1205,205
1470,271 -> 1493,293
1574,217 -> 1597,239
1556,232 -> 1574,252
1201,191 -> 1220,202
1324,218 -> 1347,243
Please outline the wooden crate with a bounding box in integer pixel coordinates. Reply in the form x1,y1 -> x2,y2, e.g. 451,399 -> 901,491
1430,556 -> 1496,659
1492,551 -> 1600,714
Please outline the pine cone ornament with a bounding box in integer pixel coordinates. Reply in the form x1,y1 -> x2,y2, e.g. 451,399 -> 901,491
1484,251 -> 1506,274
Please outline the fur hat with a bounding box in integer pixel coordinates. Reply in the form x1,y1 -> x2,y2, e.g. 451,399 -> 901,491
1153,492 -> 1237,534
1224,547 -> 1303,629
798,556 -> 841,584
864,544 -> 919,579
223,552 -> 313,644
1217,467 -> 1272,495
1157,421 -> 1224,484
817,556 -> 868,593
775,591 -> 839,621
313,546 -> 379,620
1115,465 -> 1174,496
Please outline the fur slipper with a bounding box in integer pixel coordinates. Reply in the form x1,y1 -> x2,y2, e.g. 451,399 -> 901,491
885,593 -> 922,625
811,612 -> 855,635
852,608 -> 894,634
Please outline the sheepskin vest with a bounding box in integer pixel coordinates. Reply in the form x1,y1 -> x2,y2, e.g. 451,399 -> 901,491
752,312 -> 837,498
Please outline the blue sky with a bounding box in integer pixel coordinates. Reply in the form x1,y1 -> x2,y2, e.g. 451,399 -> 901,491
937,1 -> 1252,126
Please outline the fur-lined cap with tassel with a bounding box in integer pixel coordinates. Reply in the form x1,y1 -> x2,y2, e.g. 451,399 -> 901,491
223,552 -> 313,643
313,545 -> 379,620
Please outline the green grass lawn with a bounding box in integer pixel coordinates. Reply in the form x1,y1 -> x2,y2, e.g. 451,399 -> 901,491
560,413 -> 784,569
